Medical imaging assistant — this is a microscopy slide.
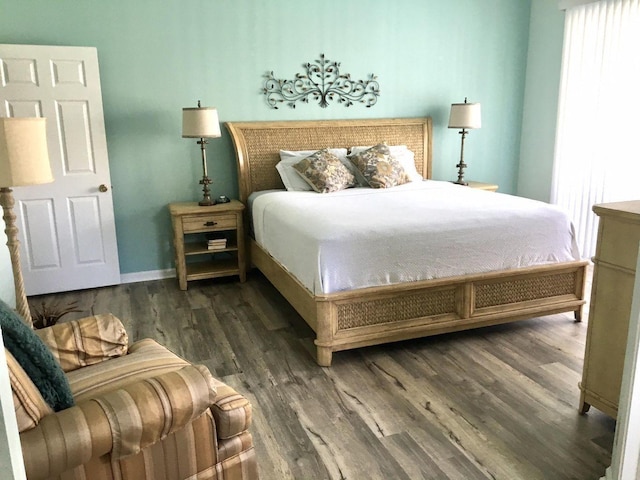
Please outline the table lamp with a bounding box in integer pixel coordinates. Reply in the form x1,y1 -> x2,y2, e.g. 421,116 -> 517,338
0,117 -> 54,326
182,101 -> 222,206
448,97 -> 482,185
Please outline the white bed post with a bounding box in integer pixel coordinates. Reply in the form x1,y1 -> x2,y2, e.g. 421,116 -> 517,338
601,243 -> 640,480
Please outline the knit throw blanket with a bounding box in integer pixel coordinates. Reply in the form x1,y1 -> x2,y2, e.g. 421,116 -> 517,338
0,299 -> 74,411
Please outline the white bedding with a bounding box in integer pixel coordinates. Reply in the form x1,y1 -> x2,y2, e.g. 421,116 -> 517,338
250,180 -> 581,295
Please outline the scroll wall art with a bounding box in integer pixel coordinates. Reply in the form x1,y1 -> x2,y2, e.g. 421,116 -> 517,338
263,54 -> 380,109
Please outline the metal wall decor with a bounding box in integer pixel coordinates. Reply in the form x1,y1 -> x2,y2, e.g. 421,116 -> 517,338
263,54 -> 380,109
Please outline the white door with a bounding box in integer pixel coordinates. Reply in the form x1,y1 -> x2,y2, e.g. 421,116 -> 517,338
0,44 -> 120,295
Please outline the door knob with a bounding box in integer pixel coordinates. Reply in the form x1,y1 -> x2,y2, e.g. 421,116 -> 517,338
99,184 -> 108,192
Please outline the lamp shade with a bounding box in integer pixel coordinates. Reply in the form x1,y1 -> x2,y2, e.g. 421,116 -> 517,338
448,101 -> 482,129
182,107 -> 221,138
0,117 -> 53,188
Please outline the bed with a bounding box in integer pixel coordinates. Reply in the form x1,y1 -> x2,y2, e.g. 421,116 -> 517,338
226,117 -> 588,366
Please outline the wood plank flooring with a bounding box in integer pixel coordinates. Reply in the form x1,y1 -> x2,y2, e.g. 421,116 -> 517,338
30,271 -> 615,480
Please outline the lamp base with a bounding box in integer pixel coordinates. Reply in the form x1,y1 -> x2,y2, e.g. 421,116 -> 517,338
198,175 -> 215,206
453,158 -> 468,186
452,128 -> 470,187
0,187 -> 32,326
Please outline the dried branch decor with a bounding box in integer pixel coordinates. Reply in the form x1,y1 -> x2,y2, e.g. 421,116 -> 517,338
263,54 -> 380,109
31,300 -> 82,329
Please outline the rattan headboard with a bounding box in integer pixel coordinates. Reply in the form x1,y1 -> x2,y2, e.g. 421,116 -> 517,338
226,117 -> 433,205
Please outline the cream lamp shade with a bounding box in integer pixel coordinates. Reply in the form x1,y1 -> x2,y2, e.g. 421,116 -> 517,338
182,107 -> 221,138
0,116 -> 53,326
0,117 -> 54,188
448,102 -> 482,130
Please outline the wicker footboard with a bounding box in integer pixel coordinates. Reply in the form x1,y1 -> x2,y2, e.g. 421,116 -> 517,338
251,239 -> 588,366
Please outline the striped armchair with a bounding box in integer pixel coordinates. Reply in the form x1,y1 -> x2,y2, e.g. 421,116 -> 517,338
8,313 -> 258,480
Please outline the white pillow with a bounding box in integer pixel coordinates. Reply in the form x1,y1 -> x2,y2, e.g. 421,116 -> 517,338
349,145 -> 423,182
277,148 -> 349,191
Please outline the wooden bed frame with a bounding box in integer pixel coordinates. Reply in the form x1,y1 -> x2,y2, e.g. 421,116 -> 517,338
226,117 -> 588,366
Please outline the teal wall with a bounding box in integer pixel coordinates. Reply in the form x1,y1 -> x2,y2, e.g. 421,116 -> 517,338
518,0 -> 565,201
0,0 -> 532,276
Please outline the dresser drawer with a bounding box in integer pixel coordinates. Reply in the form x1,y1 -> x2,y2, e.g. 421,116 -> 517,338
597,216 -> 640,271
182,214 -> 237,233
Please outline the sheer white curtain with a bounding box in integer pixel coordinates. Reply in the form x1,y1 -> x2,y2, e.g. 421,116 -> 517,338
551,0 -> 640,259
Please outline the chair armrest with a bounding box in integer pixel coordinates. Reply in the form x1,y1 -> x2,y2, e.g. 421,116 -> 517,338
21,364 -> 216,480
35,313 -> 128,372
211,377 -> 253,439
20,398 -> 113,480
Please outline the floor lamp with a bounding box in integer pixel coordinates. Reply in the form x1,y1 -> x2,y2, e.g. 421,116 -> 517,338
0,118 -> 53,326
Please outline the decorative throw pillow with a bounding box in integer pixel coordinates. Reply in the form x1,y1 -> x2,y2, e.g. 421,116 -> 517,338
277,148 -> 350,191
348,143 -> 410,188
0,299 -> 74,411
292,149 -> 356,193
35,313 -> 129,373
350,145 -> 423,182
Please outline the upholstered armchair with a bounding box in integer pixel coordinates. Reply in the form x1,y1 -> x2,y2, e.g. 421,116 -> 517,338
2,302 -> 258,480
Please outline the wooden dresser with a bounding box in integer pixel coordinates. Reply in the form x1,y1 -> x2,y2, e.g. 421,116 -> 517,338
579,200 -> 640,418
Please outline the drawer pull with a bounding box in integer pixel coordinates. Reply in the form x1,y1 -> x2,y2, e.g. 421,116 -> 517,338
204,221 -> 217,227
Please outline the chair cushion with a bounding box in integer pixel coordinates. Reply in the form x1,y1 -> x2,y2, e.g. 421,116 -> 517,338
67,338 -> 189,403
36,313 -> 128,372
0,299 -> 74,411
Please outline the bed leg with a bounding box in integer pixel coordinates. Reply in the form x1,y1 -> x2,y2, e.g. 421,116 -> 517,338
316,347 -> 333,367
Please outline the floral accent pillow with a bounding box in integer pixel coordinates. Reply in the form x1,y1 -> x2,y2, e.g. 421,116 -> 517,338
292,149 -> 356,193
277,148 -> 349,191
348,143 -> 410,188
350,145 -> 422,182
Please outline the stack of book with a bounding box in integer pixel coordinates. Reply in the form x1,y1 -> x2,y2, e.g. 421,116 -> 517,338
207,237 -> 227,250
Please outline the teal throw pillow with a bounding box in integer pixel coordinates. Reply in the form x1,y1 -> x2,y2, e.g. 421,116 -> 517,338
0,299 -> 74,411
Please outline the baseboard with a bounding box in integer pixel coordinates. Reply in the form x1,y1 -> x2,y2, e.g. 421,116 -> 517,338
600,466 -> 613,480
119,268 -> 176,285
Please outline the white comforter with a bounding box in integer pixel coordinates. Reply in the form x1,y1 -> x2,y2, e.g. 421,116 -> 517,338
250,181 -> 581,295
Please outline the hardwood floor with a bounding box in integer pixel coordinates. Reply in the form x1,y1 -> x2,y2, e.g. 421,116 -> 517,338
30,270 -> 615,480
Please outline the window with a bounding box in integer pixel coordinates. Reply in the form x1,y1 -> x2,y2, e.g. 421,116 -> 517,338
551,0 -> 640,258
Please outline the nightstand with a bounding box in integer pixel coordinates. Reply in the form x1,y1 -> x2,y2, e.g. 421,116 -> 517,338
465,181 -> 499,192
169,200 -> 245,290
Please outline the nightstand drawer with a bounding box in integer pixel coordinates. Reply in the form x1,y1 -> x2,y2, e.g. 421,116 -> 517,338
182,214 -> 237,233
